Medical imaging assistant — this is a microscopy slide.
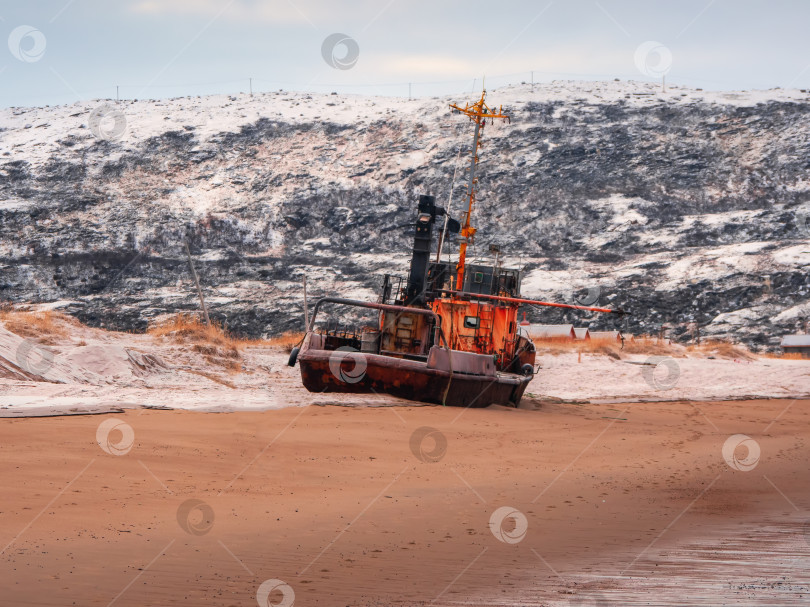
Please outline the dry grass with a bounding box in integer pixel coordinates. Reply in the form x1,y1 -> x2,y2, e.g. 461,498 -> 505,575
533,340 -> 602,356
148,314 -> 250,348
763,351 -> 809,360
533,336 -> 672,358
147,314 -> 258,369
532,335 -> 758,360
687,339 -> 755,361
0,307 -> 76,344
264,331 -> 305,353
620,337 -> 678,356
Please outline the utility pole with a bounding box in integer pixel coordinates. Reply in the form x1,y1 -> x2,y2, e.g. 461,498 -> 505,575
116,85 -> 119,102
408,82 -> 411,100
249,77 -> 253,96
185,241 -> 210,326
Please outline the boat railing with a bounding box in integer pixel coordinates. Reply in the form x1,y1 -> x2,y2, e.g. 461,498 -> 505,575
307,297 -> 449,349
379,274 -> 405,305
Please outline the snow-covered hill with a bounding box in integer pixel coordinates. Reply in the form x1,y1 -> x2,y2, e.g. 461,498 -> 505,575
2,80 -> 809,347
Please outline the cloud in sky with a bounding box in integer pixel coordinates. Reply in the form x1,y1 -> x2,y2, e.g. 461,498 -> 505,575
359,47 -> 637,81
1,0 -> 810,107
126,0 -> 393,27
128,0 -> 310,25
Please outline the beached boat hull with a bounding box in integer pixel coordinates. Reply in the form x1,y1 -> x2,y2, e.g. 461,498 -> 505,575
298,343 -> 533,408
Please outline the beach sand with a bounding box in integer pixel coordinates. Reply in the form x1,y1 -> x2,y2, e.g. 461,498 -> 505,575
1,398 -> 808,606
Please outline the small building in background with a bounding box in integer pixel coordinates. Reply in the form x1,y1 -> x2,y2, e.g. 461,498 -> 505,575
527,324 -> 576,341
573,328 -> 590,340
590,330 -> 623,342
780,335 -> 810,358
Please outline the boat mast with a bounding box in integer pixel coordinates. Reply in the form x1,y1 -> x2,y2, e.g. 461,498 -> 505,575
448,88 -> 510,290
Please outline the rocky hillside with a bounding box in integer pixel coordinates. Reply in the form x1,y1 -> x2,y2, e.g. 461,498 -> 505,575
1,81 -> 809,348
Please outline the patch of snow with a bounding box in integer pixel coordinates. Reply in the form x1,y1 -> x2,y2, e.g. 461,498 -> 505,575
709,306 -> 772,326
772,245 -> 810,267
772,302 -> 810,323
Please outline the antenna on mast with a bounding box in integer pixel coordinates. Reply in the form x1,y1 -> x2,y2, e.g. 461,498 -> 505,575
447,87 -> 510,291
435,147 -> 462,263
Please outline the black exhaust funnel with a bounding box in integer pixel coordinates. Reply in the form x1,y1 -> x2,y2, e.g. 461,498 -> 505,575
404,195 -> 459,305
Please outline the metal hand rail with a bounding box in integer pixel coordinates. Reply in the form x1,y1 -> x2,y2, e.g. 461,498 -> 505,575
307,297 -> 449,348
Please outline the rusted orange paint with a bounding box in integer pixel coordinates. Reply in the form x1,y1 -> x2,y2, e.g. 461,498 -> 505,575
429,297 -> 520,367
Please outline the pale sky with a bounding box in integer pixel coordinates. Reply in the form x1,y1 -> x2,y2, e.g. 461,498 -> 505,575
1,0 -> 809,108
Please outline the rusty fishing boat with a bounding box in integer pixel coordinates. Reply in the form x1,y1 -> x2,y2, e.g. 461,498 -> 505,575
288,89 -> 626,407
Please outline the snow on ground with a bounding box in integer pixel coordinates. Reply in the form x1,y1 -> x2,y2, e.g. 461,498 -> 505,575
710,306 -> 772,327
533,350 -> 809,403
1,314 -> 807,417
772,245 -> 810,266
3,80 -> 808,174
655,244 -> 775,291
520,269 -> 579,298
773,301 -> 810,323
